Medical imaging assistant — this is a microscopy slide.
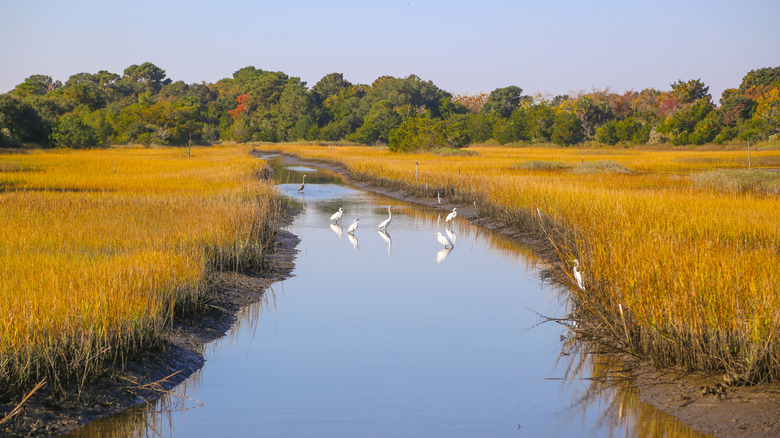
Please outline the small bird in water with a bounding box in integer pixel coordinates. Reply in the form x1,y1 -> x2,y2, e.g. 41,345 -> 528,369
298,174 -> 307,192
347,218 -> 360,234
378,206 -> 393,230
330,208 -> 343,222
435,232 -> 454,248
572,259 -> 585,291
445,207 -> 457,224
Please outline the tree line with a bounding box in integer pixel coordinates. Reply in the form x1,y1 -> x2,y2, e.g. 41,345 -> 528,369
1,62 -> 778,151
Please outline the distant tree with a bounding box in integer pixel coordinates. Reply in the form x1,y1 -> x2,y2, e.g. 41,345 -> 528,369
0,94 -> 50,145
312,73 -> 352,104
670,79 -> 710,104
11,75 -> 62,98
738,66 -> 780,94
480,86 -> 524,118
453,92 -> 489,113
572,95 -> 613,138
272,80 -> 317,141
117,62 -> 171,95
388,114 -> 446,152
52,113 -> 100,148
346,100 -> 401,144
551,112 -> 584,146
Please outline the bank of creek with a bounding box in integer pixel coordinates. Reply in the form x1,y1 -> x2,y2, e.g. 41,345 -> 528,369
28,152 -> 776,436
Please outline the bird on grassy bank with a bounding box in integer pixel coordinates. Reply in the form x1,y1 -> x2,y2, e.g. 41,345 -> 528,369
378,206 -> 393,230
347,218 -> 360,234
437,191 -> 442,204
445,207 -> 457,224
330,207 -> 343,222
572,259 -> 585,291
435,232 -> 454,248
298,174 -> 307,192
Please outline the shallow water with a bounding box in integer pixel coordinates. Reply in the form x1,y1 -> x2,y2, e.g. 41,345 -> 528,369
70,155 -> 707,437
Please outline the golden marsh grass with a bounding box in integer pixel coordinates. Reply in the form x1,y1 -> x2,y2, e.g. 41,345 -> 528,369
257,143 -> 780,381
0,145 -> 280,397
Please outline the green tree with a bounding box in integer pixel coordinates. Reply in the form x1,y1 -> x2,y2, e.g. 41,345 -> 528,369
346,100 -> 401,144
670,79 -> 710,104
11,75 -> 62,98
52,113 -> 100,148
312,73 -> 352,105
388,114 -> 446,152
551,112 -> 584,146
480,86 -> 524,118
0,94 -> 50,146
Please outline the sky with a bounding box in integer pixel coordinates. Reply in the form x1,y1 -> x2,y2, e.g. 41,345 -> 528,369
2,0 -> 779,103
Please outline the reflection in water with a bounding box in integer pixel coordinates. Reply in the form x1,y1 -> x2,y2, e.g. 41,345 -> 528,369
329,223 -> 343,238
435,246 -> 453,264
445,227 -> 457,245
377,230 -> 392,255
556,336 -> 711,438
347,232 -> 358,249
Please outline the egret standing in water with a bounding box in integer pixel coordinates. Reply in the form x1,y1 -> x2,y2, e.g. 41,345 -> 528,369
435,232 -> 454,248
445,207 -> 457,224
378,206 -> 393,230
347,218 -> 360,234
330,208 -> 343,222
572,259 -> 585,291
297,174 -> 307,192
437,191 -> 442,204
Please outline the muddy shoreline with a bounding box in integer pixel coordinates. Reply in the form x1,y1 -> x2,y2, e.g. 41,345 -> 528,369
269,151 -> 780,438
0,225 -> 300,436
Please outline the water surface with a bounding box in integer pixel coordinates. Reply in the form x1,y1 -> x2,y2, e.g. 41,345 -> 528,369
70,155 -> 706,437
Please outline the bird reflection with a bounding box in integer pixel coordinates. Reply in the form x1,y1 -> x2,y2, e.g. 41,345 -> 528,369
347,232 -> 359,249
436,247 -> 453,264
445,227 -> 457,245
378,230 -> 392,255
330,223 -> 343,238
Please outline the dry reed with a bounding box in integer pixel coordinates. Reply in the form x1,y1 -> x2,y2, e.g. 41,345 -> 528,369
0,144 -> 281,399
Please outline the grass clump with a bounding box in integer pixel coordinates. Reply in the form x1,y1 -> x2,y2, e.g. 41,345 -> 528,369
689,168 -> 780,195
431,148 -> 479,157
511,160 -> 572,171
572,160 -> 632,174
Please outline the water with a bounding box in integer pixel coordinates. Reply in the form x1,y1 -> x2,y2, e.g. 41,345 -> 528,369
70,155 -> 707,437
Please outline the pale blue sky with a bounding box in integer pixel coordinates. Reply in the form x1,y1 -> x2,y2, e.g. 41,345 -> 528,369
2,0 -> 778,102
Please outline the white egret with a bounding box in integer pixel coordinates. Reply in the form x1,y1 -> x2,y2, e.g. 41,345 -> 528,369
330,223 -> 343,238
435,232 -> 454,248
445,207 -> 458,224
572,259 -> 585,291
378,206 -> 393,230
347,218 -> 360,234
437,191 -> 442,204
330,207 -> 343,222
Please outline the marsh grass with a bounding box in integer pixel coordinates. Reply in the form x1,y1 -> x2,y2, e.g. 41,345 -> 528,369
259,143 -> 780,383
0,145 -> 281,400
